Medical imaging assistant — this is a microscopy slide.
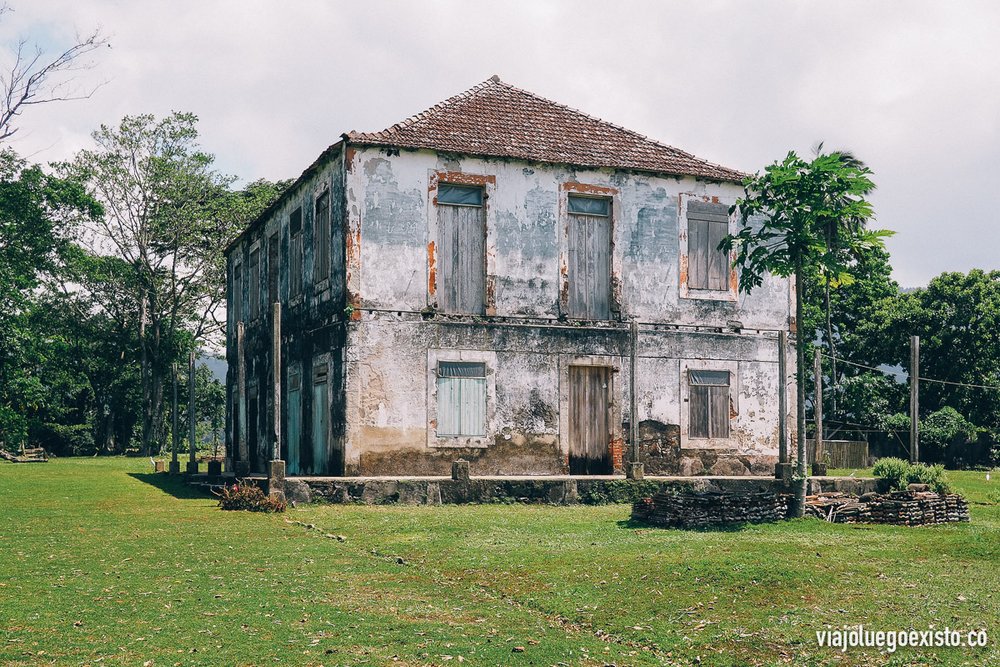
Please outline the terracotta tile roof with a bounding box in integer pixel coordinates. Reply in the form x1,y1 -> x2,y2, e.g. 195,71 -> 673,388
346,76 -> 745,182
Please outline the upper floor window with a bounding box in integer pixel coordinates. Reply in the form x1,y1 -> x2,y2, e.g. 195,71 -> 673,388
566,194 -> 611,320
314,191 -> 330,283
289,207 -> 303,299
232,261 -> 243,323
248,246 -> 260,321
436,183 -> 485,314
267,232 -> 279,309
686,200 -> 730,291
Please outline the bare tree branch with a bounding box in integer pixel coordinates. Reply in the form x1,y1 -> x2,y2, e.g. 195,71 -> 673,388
0,24 -> 108,142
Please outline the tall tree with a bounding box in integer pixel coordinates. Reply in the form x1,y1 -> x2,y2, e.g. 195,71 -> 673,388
0,150 -> 101,447
724,149 -> 891,515
864,269 -> 1000,439
61,113 -> 231,454
59,115 -> 286,454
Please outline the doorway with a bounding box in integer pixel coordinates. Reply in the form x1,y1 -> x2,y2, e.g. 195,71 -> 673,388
568,365 -> 612,474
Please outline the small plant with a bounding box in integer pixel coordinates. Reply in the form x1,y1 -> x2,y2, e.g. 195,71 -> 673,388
872,457 -> 950,494
216,481 -> 286,512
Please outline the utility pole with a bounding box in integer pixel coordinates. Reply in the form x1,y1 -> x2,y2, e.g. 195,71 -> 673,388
187,351 -> 198,474
236,321 -> 249,475
910,335 -> 920,463
169,363 -> 180,474
813,348 -> 824,474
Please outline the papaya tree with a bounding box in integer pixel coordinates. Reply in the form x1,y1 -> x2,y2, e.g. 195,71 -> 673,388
723,148 -> 892,516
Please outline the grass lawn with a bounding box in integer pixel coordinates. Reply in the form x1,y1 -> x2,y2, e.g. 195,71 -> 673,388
1,459 -> 997,666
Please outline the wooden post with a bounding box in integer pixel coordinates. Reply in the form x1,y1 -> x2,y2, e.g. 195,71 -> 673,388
187,351 -> 198,474
778,331 -> 788,464
236,321 -> 249,475
627,319 -> 641,478
910,335 -> 920,463
169,363 -> 180,474
272,302 -> 281,462
813,348 -> 825,475
268,302 -> 285,501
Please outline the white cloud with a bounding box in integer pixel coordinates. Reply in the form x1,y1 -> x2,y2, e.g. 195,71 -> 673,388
4,0 -> 1000,285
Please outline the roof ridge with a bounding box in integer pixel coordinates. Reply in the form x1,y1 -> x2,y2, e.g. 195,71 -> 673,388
347,76 -> 745,181
496,79 -> 700,161
355,76 -> 507,140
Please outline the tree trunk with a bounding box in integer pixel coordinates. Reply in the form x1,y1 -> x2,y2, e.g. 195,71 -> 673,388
795,261 -> 808,517
824,280 -> 836,416
139,288 -> 152,456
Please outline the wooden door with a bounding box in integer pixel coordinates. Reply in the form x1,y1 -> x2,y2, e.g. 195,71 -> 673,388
568,366 -> 612,474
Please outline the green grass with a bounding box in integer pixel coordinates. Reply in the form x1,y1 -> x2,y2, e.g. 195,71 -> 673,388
1,459 -> 997,666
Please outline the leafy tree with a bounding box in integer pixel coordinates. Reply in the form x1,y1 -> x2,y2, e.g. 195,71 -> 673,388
0,150 -> 100,448
59,113 -> 285,455
724,148 -> 891,515
864,270 -> 1000,443
802,245 -> 901,433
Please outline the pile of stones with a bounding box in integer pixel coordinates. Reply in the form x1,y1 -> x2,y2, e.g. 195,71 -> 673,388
632,489 -> 788,528
805,490 -> 970,526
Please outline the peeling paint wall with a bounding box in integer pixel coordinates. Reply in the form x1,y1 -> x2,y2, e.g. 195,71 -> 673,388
226,144 -> 796,477
225,145 -> 348,476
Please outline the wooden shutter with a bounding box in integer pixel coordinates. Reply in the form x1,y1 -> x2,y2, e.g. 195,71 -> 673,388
232,262 -> 243,323
689,370 -> 730,438
286,367 -> 301,474
289,208 -> 302,298
568,365 -> 612,474
314,191 -> 330,282
437,361 -> 486,436
248,248 -> 260,320
437,187 -> 485,314
567,196 -> 611,320
687,201 -> 730,291
311,362 -> 329,474
267,233 -> 279,307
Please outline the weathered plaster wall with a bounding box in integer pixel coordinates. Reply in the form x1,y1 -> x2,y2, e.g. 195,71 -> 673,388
225,146 -> 348,475
345,147 -> 790,328
336,147 -> 794,476
226,143 -> 795,478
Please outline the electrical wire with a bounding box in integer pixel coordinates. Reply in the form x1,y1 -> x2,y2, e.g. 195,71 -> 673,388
819,352 -> 1000,392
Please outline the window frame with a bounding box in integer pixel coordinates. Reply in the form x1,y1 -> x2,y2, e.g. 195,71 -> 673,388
427,172 -> 497,316
558,182 -> 621,320
679,194 -> 737,302
313,189 -> 331,290
426,349 -> 497,448
248,243 -> 261,322
435,361 -> 488,437
231,258 -> 243,324
680,360 -> 738,448
289,206 -> 304,303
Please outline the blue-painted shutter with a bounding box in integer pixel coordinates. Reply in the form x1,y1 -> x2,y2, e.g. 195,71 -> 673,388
437,362 -> 486,436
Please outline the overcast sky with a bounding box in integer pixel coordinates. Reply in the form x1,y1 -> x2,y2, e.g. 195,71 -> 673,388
4,0 -> 999,287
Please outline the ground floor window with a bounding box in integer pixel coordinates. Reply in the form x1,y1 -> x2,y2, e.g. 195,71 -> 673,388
689,370 -> 730,439
436,361 -> 487,436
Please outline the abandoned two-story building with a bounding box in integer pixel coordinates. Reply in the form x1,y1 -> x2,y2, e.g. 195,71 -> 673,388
224,76 -> 795,478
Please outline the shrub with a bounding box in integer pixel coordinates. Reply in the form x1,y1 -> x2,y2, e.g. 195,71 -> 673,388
872,457 -> 950,494
36,423 -> 96,457
872,457 -> 910,492
216,481 -> 286,512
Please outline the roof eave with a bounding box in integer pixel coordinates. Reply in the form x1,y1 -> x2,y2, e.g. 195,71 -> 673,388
346,138 -> 747,185
224,139 -> 347,257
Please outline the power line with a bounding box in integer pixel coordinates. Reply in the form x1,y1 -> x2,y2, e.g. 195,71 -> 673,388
819,352 -> 1000,392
